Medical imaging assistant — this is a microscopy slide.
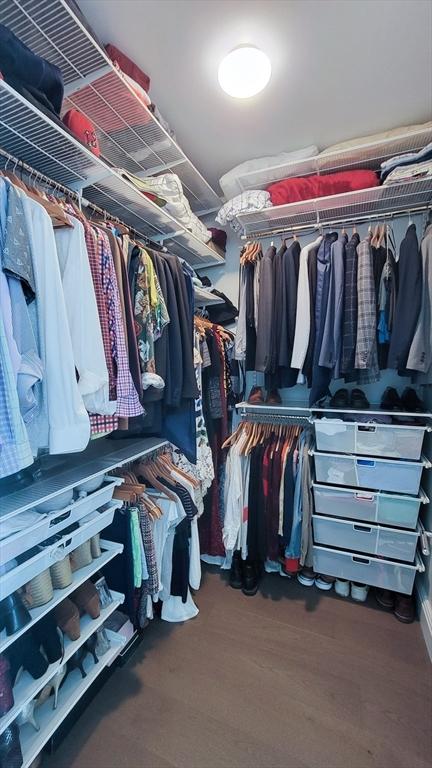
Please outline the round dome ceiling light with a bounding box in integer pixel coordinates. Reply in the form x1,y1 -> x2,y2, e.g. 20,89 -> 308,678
218,45 -> 271,99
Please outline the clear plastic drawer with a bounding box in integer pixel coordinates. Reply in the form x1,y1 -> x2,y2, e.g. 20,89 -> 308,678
312,483 -> 427,530
312,545 -> 420,594
313,451 -> 428,495
312,515 -> 419,561
314,419 -> 426,460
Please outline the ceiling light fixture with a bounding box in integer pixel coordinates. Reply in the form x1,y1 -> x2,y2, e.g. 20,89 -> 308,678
218,45 -> 271,99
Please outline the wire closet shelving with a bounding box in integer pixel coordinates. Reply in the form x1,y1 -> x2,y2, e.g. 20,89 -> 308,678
0,0 -> 224,267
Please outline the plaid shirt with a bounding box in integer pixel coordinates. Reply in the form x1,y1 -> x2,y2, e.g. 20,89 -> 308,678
340,233 -> 360,375
96,229 -> 143,419
79,219 -> 118,436
354,238 -> 379,381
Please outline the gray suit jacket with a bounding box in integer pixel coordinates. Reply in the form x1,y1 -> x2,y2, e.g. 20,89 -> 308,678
407,225 -> 432,376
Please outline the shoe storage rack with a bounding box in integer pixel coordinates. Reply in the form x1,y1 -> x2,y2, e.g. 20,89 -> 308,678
235,401 -> 431,594
0,436 -> 168,765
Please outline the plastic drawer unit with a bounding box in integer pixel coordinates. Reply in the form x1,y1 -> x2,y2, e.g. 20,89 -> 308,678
313,545 -> 422,594
313,451 -> 429,495
312,483 -> 427,530
314,419 -> 427,460
312,515 -> 419,562
0,501 -> 121,601
0,477 -> 122,567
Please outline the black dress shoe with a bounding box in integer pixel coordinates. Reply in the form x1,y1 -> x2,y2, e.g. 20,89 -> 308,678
329,388 -> 349,408
0,722 -> 23,768
242,562 -> 260,597
33,613 -> 63,664
401,387 -> 425,413
380,387 -> 403,411
0,593 -> 31,636
350,388 -> 370,409
229,551 -> 243,590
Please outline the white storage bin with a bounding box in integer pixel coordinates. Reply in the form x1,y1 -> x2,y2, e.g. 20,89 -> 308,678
0,478 -> 122,567
313,451 -> 428,495
0,502 -> 120,600
313,545 -> 420,594
312,515 -> 419,562
314,419 -> 426,460
312,483 -> 427,530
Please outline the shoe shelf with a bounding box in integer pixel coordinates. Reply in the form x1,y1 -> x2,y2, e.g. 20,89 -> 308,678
19,629 -> 125,768
0,591 -> 124,736
0,81 -> 223,268
0,541 -> 123,655
0,0 -> 221,215
234,125 -> 432,192
1,502 -> 121,601
236,401 -> 432,422
235,178 -> 432,236
0,436 -> 168,521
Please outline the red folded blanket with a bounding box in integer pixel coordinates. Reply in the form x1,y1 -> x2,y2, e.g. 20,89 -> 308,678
267,169 -> 379,205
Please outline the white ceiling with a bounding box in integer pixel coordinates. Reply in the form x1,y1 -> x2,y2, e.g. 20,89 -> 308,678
78,0 -> 432,194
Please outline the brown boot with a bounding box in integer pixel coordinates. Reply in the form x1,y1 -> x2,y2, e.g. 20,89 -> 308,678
394,594 -> 415,624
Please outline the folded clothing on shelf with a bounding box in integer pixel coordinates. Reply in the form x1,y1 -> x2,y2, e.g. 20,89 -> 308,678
0,22 -> 64,117
382,157 -> 432,185
218,145 -> 318,200
267,169 -> 379,205
216,190 -> 272,225
105,42 -> 151,93
380,140 -> 432,180
118,169 -> 211,243
63,108 -> 101,156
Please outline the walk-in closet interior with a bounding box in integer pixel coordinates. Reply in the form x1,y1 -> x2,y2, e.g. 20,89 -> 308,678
0,1 -> 431,766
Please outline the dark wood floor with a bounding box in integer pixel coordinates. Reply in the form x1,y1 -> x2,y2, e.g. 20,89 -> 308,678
46,566 -> 432,768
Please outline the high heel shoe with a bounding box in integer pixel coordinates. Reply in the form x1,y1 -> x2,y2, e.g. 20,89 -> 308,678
17,700 -> 40,732
85,634 -> 99,665
66,647 -> 88,680
52,663 -> 67,710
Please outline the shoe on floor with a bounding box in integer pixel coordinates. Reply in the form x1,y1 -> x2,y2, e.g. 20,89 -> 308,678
229,551 -> 243,590
351,582 -> 369,602
334,578 -> 350,598
375,588 -> 395,609
265,389 -> 282,405
329,388 -> 349,408
350,388 -> 370,409
297,567 -> 316,587
242,562 -> 260,596
315,575 -> 335,591
247,386 -> 264,405
394,593 -> 415,623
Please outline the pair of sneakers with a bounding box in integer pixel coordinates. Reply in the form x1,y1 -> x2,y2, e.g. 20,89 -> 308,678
334,579 -> 369,602
297,567 -> 335,590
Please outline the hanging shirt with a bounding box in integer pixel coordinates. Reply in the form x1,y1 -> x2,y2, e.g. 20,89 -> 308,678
20,192 -> 91,455
291,236 -> 323,370
54,217 -> 110,415
319,233 -> 348,375
340,232 -> 360,377
388,223 -> 422,371
354,238 -> 379,381
406,225 -> 432,378
255,245 -> 276,372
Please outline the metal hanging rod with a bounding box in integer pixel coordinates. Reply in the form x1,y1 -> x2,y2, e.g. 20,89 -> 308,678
240,203 -> 432,241
239,412 -> 312,426
0,146 -> 161,247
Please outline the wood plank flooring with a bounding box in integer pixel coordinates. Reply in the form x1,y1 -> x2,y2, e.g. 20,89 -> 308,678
46,566 -> 432,768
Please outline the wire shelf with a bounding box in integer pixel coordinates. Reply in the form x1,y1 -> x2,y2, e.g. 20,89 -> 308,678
0,80 -> 223,266
236,179 -> 432,236
0,0 -> 221,213
235,125 -> 432,192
